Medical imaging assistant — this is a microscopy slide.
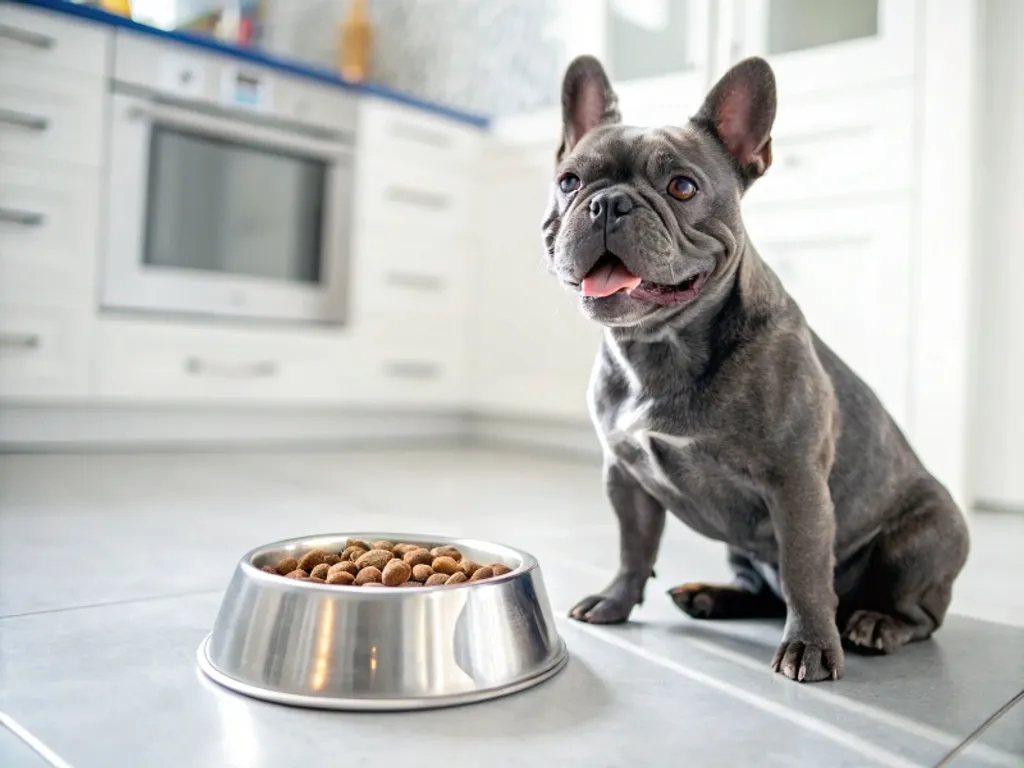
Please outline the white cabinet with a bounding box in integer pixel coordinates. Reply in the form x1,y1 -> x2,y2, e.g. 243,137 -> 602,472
0,303 -> 91,398
470,141 -> 601,423
730,0 -> 918,93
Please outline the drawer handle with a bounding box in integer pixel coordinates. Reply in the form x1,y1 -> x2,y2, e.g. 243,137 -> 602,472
0,207 -> 45,227
383,361 -> 440,379
383,187 -> 450,211
0,23 -> 56,50
0,332 -> 41,350
385,271 -> 443,291
184,357 -> 278,378
0,108 -> 50,132
388,121 -> 453,149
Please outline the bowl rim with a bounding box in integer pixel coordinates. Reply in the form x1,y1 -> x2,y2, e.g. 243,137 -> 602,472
238,532 -> 538,593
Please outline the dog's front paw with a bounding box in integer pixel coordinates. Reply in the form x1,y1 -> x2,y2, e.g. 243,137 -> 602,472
771,635 -> 844,682
569,593 -> 635,624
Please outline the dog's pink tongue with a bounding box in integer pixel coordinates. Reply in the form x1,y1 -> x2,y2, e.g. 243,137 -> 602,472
581,261 -> 642,298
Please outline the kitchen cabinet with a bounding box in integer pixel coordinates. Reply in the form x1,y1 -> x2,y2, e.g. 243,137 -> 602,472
729,0 -> 917,94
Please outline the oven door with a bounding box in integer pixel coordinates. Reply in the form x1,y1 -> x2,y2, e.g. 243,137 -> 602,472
102,91 -> 353,325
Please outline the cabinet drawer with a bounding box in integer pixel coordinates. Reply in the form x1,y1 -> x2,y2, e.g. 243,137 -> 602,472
357,316 -> 467,407
94,320 -> 353,404
355,153 -> 474,237
360,99 -> 481,168
743,198 -> 913,428
352,235 -> 467,318
0,66 -> 104,168
745,84 -> 914,206
0,4 -> 109,77
0,159 -> 100,306
0,303 -> 90,398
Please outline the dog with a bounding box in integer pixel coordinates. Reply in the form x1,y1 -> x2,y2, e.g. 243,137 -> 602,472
541,54 -> 970,682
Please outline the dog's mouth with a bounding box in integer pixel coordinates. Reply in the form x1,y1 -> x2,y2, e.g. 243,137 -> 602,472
579,253 -> 708,307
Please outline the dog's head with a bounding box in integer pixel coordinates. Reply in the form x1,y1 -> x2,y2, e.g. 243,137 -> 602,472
542,56 -> 777,330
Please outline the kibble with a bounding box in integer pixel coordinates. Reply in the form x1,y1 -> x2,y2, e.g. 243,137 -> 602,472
403,549 -> 433,567
297,549 -> 328,572
431,556 -> 459,575
342,545 -> 367,562
276,557 -> 299,576
469,566 -> 494,582
354,566 -> 383,586
382,559 -> 412,587
309,563 -> 331,580
431,546 -> 463,563
263,541 -> 512,589
355,549 -> 394,571
328,561 -> 359,577
411,564 -> 434,582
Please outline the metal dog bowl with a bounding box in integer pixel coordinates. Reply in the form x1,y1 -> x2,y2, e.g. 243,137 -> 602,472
197,533 -> 568,710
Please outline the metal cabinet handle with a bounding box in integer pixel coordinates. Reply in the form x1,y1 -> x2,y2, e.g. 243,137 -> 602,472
382,361 -> 440,379
388,121 -> 453,149
0,108 -> 50,132
0,207 -> 45,226
0,23 -> 56,49
184,357 -> 278,378
383,187 -> 450,211
0,332 -> 41,350
384,271 -> 443,291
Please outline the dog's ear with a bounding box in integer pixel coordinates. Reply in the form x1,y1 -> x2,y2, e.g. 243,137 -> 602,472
694,57 -> 777,183
557,55 -> 621,163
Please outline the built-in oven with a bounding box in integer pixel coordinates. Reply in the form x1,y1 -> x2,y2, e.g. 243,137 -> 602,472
101,41 -> 357,325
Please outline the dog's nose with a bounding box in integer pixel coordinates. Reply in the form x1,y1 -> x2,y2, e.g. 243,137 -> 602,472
589,190 -> 633,231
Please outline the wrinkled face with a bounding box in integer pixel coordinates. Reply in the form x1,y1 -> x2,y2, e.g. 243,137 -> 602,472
542,55 -> 777,330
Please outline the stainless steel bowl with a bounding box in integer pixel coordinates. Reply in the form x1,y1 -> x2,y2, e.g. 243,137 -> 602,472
197,533 -> 568,710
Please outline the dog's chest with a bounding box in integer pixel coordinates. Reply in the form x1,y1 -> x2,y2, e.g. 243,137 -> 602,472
600,397 -> 698,495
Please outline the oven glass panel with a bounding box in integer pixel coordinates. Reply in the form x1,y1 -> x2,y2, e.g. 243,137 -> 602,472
143,126 -> 326,284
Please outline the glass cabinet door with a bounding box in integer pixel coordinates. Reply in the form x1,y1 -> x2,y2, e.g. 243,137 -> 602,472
759,0 -> 879,55
604,0 -> 708,82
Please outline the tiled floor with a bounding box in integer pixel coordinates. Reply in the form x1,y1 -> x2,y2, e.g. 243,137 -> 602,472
1,448 -> 1022,767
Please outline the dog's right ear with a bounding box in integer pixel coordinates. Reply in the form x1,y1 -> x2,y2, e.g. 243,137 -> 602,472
557,55 -> 621,163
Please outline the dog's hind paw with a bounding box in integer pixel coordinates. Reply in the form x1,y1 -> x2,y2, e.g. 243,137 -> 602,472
668,582 -> 786,620
843,610 -> 914,654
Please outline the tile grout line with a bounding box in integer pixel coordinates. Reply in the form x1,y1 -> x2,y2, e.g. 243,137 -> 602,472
552,556 -> 1024,767
0,588 -> 224,622
0,713 -> 75,768
932,689 -> 1024,768
558,616 -> 925,768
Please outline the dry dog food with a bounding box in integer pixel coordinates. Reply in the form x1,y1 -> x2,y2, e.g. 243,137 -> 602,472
259,540 -> 514,588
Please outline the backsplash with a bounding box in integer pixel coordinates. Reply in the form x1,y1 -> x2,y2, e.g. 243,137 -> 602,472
262,0 -> 563,117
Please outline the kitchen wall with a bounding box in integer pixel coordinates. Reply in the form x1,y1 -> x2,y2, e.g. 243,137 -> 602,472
262,0 -> 563,117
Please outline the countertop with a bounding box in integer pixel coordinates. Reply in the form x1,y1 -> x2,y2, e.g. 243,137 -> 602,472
1,448 -> 1022,767
6,0 -> 491,129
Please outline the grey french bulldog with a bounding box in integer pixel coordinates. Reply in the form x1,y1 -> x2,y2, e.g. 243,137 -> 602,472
542,54 -> 970,682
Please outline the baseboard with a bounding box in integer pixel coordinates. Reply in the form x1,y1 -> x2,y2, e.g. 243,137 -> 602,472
0,403 -> 468,452
0,403 -> 602,457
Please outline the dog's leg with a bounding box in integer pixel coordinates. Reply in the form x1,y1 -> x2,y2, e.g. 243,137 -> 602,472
570,461 -> 665,624
668,548 -> 786,619
843,480 -> 969,654
768,474 -> 844,682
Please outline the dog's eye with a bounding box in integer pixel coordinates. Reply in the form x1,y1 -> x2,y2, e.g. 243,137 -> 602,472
558,173 -> 582,194
667,176 -> 698,201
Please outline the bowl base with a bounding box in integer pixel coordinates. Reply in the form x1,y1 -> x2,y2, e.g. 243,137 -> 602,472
196,634 -> 569,712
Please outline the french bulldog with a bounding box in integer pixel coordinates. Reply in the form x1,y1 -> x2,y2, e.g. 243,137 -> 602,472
542,55 -> 970,682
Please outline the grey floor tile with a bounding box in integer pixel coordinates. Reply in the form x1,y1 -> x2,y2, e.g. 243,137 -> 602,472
0,721 -> 53,768
0,590 -> 949,768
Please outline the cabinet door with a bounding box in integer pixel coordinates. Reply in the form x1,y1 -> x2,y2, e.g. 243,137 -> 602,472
743,198 -> 913,431
731,0 -> 918,94
470,141 -> 601,422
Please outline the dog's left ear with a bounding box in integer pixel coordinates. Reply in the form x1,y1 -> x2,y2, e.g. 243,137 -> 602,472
694,57 -> 777,183
557,55 -> 621,163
